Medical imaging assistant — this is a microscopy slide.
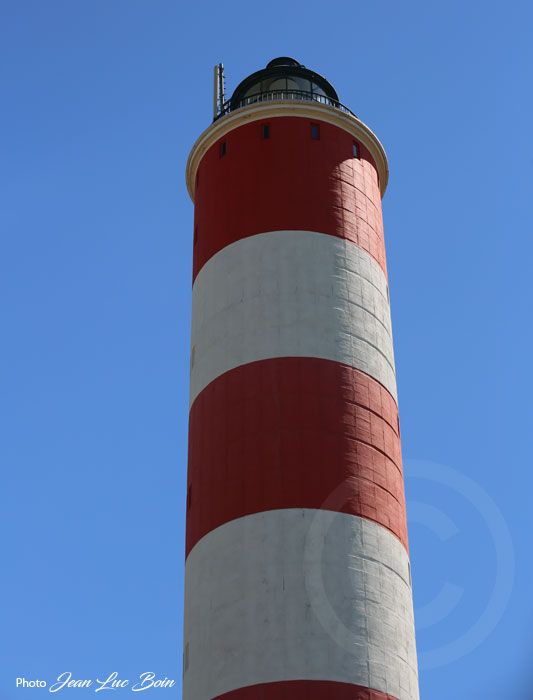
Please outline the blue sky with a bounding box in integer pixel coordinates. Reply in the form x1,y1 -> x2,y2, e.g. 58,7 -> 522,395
1,1 -> 532,698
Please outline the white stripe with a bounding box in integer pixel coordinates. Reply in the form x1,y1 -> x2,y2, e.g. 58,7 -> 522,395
190,230 -> 396,406
183,510 -> 419,700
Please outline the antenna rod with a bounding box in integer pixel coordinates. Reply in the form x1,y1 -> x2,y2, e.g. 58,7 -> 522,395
213,63 -> 225,119
213,65 -> 219,119
218,63 -> 225,115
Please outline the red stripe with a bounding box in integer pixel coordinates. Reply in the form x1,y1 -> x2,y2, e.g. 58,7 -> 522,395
186,357 -> 407,556
193,116 -> 386,281
213,680 -> 399,700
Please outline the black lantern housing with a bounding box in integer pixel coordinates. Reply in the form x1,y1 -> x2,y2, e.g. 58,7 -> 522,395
215,57 -> 353,121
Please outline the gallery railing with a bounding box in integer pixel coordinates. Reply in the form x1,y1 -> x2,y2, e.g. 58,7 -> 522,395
215,89 -> 356,120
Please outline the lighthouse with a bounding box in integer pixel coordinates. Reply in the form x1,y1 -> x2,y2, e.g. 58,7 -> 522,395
183,57 -> 419,700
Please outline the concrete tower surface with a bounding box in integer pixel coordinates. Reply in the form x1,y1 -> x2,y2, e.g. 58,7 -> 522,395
183,57 -> 420,700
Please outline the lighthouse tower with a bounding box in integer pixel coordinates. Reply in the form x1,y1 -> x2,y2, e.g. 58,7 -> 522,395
183,57 -> 419,700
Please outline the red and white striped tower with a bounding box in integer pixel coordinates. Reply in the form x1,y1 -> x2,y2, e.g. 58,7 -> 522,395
183,57 -> 419,700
